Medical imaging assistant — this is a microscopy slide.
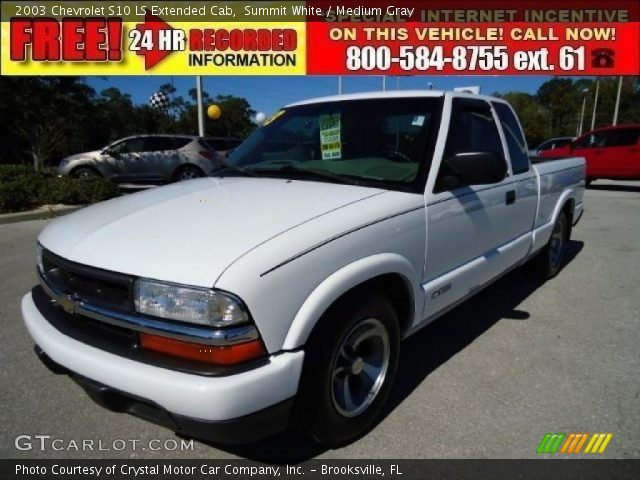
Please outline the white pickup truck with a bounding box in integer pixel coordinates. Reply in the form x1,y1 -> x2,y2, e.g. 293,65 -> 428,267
22,91 -> 585,446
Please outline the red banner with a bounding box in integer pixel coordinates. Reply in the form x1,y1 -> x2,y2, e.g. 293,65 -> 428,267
306,1 -> 640,75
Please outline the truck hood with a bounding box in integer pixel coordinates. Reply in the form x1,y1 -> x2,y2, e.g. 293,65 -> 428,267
39,177 -> 385,287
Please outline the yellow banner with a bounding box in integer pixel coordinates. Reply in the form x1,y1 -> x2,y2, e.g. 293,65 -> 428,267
1,2 -> 306,75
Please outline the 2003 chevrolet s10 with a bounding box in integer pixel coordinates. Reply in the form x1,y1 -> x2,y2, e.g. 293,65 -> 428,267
22,91 -> 585,446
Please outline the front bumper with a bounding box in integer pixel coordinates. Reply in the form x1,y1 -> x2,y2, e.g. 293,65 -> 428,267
22,292 -> 304,442
34,346 -> 294,444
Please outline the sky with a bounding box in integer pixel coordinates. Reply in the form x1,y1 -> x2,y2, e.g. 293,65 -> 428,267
87,75 -> 554,117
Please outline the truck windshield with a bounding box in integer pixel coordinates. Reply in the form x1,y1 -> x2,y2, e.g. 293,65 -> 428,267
222,97 -> 442,192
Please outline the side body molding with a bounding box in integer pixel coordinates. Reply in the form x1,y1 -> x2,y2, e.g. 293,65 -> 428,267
282,253 -> 423,350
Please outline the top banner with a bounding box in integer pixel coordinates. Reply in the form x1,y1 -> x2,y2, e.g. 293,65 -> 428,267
1,0 -> 639,75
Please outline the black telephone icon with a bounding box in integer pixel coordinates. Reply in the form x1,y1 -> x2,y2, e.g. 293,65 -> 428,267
591,48 -> 615,68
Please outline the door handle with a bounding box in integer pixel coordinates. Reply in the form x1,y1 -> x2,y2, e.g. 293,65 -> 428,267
506,190 -> 516,205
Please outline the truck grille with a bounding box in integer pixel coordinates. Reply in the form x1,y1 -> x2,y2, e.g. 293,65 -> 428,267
41,249 -> 134,312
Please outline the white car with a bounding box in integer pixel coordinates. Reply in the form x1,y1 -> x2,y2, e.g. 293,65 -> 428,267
22,91 -> 585,446
58,135 -> 222,183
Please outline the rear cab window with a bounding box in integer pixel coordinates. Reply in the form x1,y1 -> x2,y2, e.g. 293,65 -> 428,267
492,102 -> 530,174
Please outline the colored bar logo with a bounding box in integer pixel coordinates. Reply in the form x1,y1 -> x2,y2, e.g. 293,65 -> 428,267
537,433 -> 613,454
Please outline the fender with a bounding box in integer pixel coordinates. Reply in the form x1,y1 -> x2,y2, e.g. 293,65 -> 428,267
282,253 -> 423,350
532,188 -> 575,251
551,189 -> 576,225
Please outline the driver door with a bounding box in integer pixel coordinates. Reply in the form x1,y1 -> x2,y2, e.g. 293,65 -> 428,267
102,137 -> 146,181
422,98 -> 519,318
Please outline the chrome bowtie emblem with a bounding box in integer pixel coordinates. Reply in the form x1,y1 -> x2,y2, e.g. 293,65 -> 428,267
58,294 -> 81,314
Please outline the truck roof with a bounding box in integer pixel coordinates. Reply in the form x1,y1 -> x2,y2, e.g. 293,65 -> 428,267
286,90 -> 505,107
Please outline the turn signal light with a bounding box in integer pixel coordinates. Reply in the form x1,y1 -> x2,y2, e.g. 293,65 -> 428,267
139,333 -> 266,365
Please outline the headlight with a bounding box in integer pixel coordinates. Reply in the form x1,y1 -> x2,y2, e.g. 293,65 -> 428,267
134,279 -> 249,327
36,243 -> 43,273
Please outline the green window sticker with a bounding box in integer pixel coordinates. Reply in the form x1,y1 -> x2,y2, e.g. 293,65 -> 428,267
319,114 -> 342,160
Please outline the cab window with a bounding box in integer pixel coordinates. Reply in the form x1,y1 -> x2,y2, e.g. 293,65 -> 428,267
574,131 -> 609,149
143,136 -> 176,152
110,138 -> 144,155
492,102 -> 530,174
174,137 -> 193,149
436,99 -> 505,190
610,128 -> 640,147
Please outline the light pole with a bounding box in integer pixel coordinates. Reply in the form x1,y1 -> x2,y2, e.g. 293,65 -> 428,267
577,88 -> 589,137
613,76 -> 623,126
196,76 -> 204,137
590,80 -> 600,131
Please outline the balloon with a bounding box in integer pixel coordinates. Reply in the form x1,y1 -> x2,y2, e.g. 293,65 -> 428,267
255,112 -> 266,124
207,104 -> 222,120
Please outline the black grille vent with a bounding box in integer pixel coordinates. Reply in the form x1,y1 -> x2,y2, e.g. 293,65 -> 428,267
41,249 -> 134,312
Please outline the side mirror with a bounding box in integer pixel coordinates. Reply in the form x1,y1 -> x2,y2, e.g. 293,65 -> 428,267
442,151 -> 507,187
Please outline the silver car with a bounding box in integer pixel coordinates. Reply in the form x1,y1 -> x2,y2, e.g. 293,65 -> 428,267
58,135 -> 223,183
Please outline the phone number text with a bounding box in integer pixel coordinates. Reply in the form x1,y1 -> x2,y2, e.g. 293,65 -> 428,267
345,45 -> 586,72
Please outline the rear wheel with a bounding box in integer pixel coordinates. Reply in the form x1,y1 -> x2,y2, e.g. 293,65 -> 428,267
532,211 -> 568,279
174,165 -> 204,182
298,294 -> 400,446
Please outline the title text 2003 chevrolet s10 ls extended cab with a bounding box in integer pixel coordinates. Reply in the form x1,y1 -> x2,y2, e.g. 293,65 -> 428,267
22,91 -> 585,446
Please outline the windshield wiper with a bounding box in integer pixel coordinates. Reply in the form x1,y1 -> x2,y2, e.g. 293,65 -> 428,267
212,164 -> 261,177
254,164 -> 359,185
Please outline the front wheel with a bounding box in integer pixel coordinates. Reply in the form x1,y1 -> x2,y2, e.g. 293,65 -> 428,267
298,295 -> 400,446
71,166 -> 100,178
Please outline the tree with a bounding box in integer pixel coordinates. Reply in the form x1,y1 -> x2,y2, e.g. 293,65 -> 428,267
583,77 -> 640,129
496,92 -> 550,147
205,94 -> 256,138
174,93 -> 256,138
0,77 -> 98,169
536,78 -> 583,137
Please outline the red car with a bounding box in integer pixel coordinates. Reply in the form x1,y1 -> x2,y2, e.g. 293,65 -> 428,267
540,124 -> 640,184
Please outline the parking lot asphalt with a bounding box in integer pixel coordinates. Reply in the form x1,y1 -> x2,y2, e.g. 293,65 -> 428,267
0,181 -> 638,461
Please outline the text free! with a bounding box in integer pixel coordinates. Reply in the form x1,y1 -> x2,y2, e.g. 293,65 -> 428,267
10,18 -> 122,61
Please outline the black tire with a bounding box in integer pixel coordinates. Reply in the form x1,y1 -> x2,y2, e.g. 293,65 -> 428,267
174,165 -> 204,182
297,294 -> 400,446
71,166 -> 101,178
532,211 -> 569,279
